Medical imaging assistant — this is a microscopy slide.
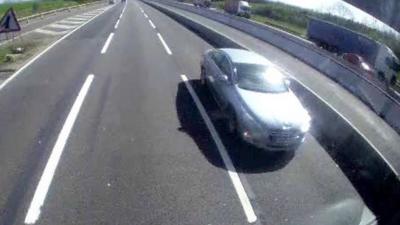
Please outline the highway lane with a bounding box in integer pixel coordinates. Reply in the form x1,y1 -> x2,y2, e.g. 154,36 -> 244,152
34,2 -> 246,225
0,0 -> 373,224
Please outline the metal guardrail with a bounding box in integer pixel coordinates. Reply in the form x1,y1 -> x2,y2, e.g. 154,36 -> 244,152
146,0 -> 400,134
18,1 -> 103,23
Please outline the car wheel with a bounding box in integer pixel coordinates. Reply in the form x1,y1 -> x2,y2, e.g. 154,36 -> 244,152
200,66 -> 206,85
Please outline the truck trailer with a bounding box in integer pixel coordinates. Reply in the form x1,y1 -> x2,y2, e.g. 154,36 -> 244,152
307,17 -> 400,86
224,0 -> 251,18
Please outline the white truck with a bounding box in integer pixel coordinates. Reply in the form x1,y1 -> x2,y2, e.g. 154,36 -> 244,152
224,0 -> 251,18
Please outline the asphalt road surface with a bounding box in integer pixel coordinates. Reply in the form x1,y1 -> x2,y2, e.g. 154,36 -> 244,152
0,1 -> 375,225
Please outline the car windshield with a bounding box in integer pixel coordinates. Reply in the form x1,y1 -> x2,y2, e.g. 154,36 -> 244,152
234,63 -> 288,93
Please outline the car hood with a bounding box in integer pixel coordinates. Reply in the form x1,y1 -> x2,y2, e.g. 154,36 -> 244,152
237,87 -> 310,129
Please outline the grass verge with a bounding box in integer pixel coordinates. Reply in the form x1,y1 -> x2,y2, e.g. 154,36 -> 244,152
0,39 -> 41,69
0,0 -> 92,19
213,1 -> 304,37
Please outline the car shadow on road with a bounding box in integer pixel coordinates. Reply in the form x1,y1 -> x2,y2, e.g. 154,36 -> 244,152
175,80 -> 294,174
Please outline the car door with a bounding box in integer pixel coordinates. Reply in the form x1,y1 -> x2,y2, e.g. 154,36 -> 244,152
206,51 -> 224,104
214,54 -> 234,108
206,51 -> 222,84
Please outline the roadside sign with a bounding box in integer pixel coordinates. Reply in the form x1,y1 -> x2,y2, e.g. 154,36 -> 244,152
0,8 -> 21,33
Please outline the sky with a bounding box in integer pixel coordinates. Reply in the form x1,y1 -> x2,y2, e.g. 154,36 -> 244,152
269,0 -> 400,37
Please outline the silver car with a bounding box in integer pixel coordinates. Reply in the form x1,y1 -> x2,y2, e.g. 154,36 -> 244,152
200,48 -> 311,151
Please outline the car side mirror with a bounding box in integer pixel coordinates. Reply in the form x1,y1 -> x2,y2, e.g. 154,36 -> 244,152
284,79 -> 291,86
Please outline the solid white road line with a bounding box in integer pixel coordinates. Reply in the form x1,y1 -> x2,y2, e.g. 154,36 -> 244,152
148,19 -> 156,29
48,23 -> 76,30
157,33 -> 172,55
114,19 -> 120,29
24,75 -> 95,224
0,5 -> 114,92
101,33 -> 114,54
180,74 -> 257,223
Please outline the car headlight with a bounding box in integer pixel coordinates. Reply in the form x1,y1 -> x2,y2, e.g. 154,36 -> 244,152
241,112 -> 264,139
300,121 -> 310,133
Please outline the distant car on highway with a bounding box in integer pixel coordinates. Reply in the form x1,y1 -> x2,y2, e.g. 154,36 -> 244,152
193,0 -> 211,8
342,53 -> 375,80
109,0 -> 115,4
200,48 -> 311,151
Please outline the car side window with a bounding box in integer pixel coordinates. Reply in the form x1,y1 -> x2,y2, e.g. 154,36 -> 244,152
219,56 -> 232,77
211,51 -> 232,78
211,51 -> 223,67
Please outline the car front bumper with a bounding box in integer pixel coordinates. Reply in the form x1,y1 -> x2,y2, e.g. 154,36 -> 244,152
241,130 -> 305,151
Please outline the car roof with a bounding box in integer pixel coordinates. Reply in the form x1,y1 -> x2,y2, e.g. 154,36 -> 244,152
219,48 -> 270,65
